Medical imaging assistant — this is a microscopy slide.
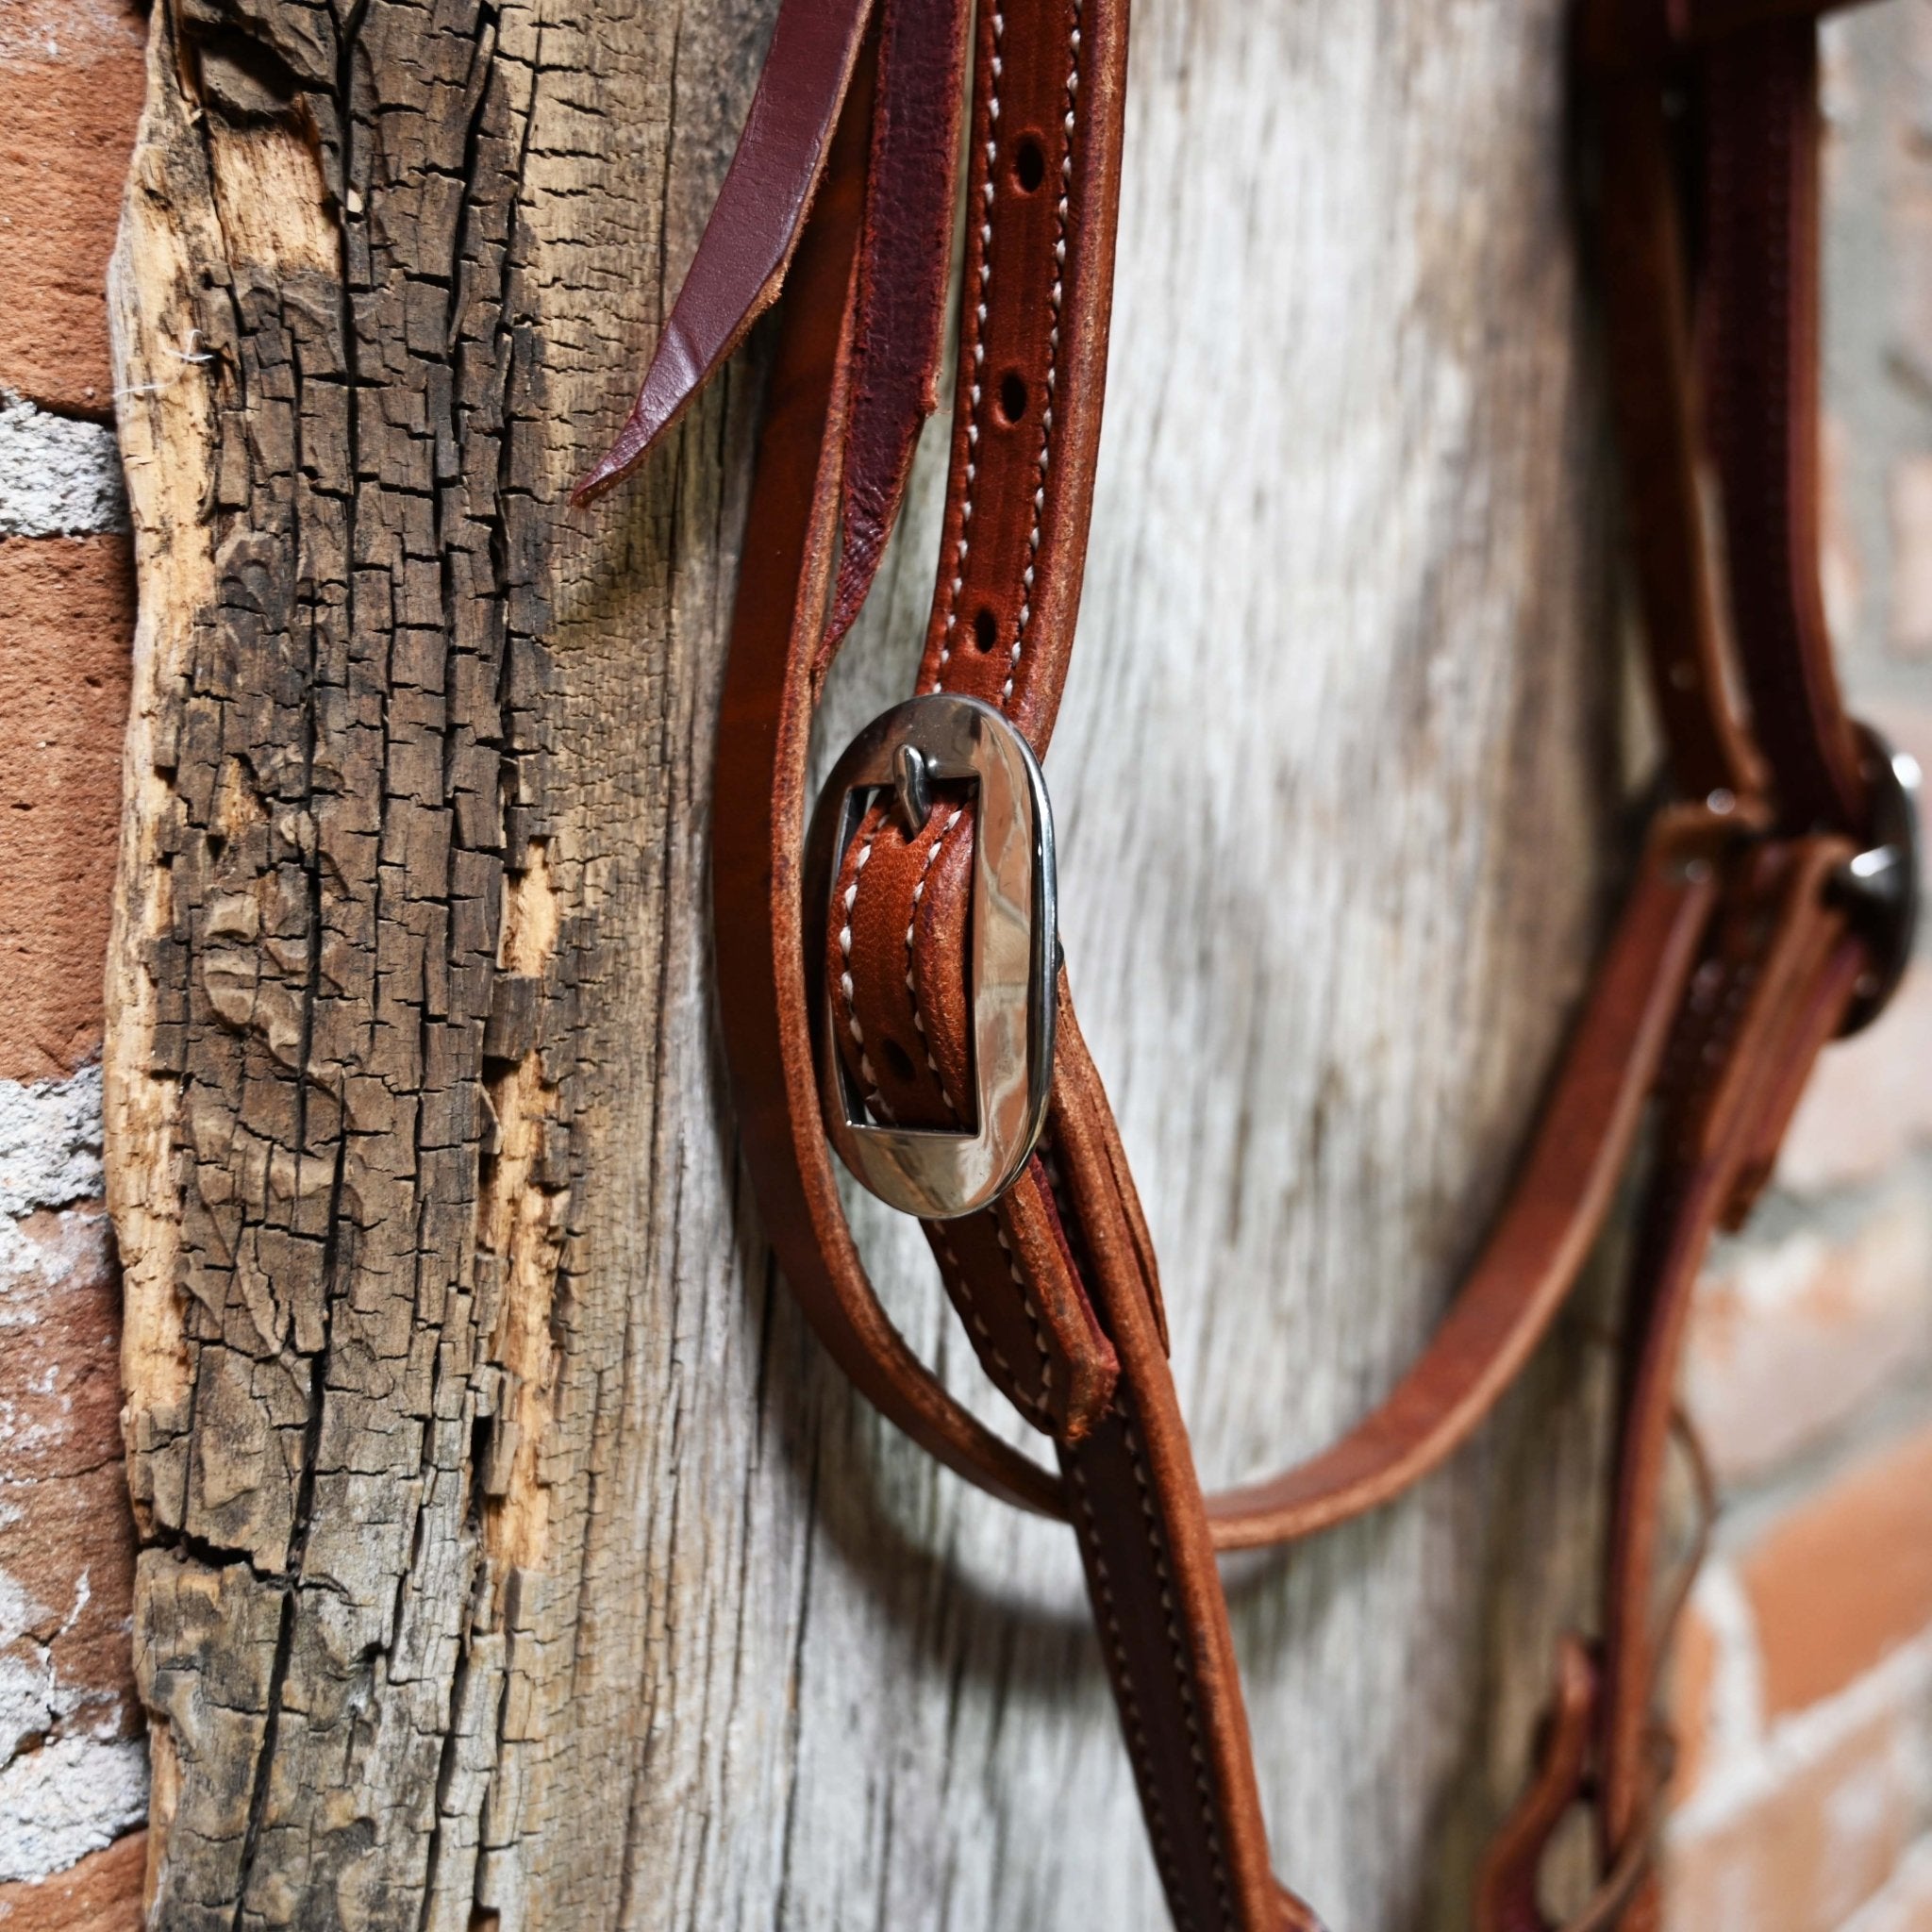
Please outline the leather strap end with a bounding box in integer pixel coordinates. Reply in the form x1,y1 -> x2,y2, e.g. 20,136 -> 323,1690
820,0 -> 974,659
1048,979 -> 1173,1356
1474,1637 -> 1599,1932
572,0 -> 879,508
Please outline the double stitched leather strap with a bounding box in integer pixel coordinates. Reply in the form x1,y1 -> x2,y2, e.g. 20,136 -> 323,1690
577,0 -> 1911,1922
801,4 -> 1321,1921
1477,4 -> 1899,1924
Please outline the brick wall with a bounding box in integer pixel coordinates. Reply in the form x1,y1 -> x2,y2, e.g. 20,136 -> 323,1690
0,3 -> 1927,1931
1658,9 -> 1932,1927
0,0 -> 151,1924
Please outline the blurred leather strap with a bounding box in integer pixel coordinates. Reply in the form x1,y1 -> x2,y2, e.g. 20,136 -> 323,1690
576,0 -> 1905,1922
1475,3 -> 1893,1925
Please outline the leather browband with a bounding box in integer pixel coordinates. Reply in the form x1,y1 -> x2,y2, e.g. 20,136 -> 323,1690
579,0 -> 1914,1923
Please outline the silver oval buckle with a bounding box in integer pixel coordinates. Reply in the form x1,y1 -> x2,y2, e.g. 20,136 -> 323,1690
806,694 -> 1058,1219
1837,722 -> 1923,1037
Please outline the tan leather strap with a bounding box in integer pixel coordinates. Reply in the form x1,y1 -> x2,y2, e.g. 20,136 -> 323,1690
1204,813 -> 1722,1548
1056,991 -> 1320,1931
1590,70 -> 1766,806
708,27 -> 1067,1519
579,0 -> 1907,1921
1478,6 -> 1894,1921
1597,848 -> 1862,1924
826,0 -> 976,645
1476,840 -> 1863,1930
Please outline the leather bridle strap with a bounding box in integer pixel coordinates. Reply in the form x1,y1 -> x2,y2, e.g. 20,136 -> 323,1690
577,0 -> 1911,1921
1584,0 -> 1872,833
1700,17 -> 1868,832
1474,5 -> 1898,1924
1478,841 -> 1866,1932
589,0 -> 1871,1542
808,3 -> 1326,1921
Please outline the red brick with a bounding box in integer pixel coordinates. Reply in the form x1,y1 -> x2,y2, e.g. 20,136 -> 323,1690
1684,1191 -> 1932,1483
1740,1424 -> 1932,1718
1663,1702 -> 1913,1932
0,0 -> 148,414
0,1831 -> 142,1931
1778,964 -> 1932,1195
1841,1842 -> 1932,1932
1668,1599 -> 1719,1805
0,537 -> 133,1081
0,1207 -> 140,1748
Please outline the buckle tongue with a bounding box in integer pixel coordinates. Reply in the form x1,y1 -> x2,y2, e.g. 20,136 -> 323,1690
807,694 -> 1058,1219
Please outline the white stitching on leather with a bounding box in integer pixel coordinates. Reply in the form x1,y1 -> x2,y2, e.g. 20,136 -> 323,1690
933,7 -> 1007,691
838,827 -> 892,1120
993,1214 -> 1054,1404
1069,1457 -> 1198,1931
934,1225 -> 1048,1422
1118,1410 -> 1238,1929
905,806 -> 967,1117
1004,6 -> 1080,708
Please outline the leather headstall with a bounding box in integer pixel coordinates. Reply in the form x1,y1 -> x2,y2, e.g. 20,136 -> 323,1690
575,0 -> 1923,1923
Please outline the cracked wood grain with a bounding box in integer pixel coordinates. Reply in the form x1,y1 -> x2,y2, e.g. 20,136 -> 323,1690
106,0 -> 1628,1926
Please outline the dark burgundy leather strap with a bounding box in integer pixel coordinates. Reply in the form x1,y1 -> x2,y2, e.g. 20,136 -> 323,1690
573,0 -> 874,507
824,0 -> 974,646
1676,0 -> 1876,43
1701,16 -> 1868,834
1054,1007 -> 1322,1932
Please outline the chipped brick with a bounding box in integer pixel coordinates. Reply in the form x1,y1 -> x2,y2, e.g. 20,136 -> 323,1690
0,0 -> 148,414
1741,1425 -> 1932,1718
1685,1190 -> 1932,1482
0,539 -> 134,1081
0,1830 -> 143,1931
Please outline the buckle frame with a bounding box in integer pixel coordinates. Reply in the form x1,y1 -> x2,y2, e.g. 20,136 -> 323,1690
805,693 -> 1058,1219
1837,723 -> 1923,1036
